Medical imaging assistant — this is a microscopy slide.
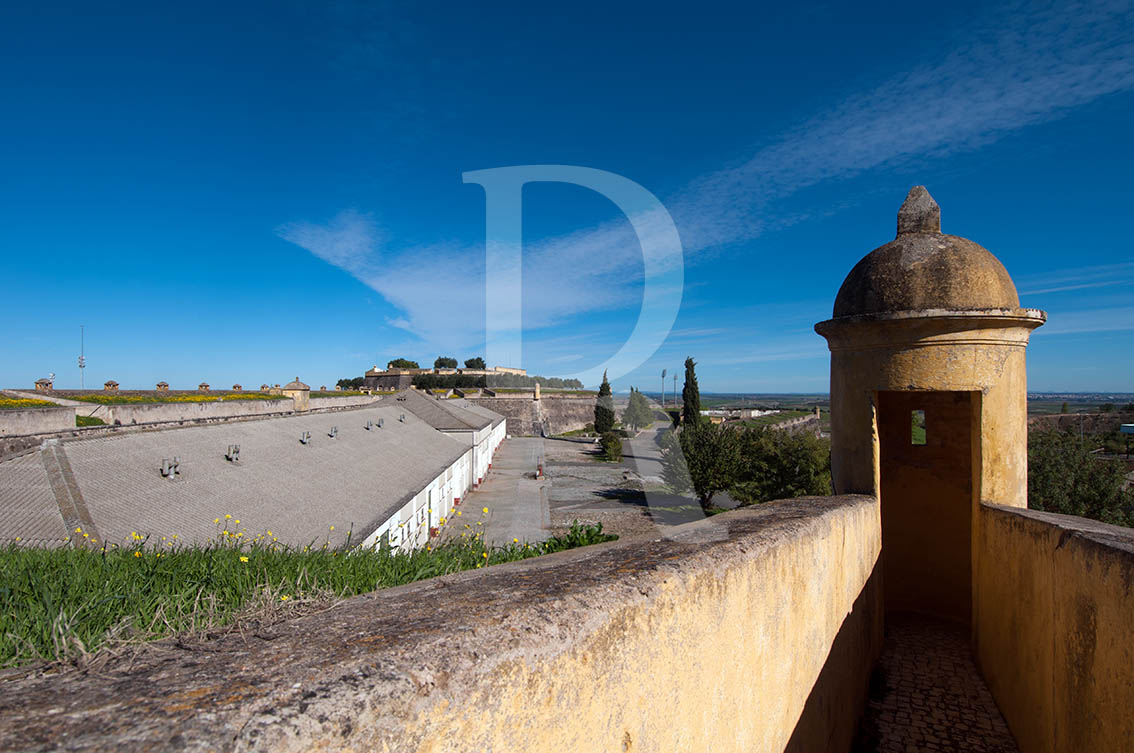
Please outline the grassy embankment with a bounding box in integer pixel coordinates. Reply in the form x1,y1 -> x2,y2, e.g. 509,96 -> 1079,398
0,517 -> 615,668
0,398 -> 58,410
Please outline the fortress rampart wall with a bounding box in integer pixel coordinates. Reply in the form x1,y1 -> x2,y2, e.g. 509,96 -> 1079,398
0,495 -> 882,753
975,504 -> 1134,753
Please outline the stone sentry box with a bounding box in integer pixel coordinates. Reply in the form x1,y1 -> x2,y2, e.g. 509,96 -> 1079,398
816,186 -> 1045,623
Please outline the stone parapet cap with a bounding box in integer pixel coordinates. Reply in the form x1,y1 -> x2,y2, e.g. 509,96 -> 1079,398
980,502 -> 1134,556
815,308 -> 1046,351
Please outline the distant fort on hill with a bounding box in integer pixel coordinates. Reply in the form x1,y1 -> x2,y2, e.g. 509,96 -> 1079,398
364,364 -> 529,391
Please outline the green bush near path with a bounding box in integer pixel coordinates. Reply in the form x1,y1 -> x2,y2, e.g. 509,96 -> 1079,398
0,520 -> 615,668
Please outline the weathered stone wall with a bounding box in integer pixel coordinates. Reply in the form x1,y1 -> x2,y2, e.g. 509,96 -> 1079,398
541,395 -> 596,434
94,398 -> 297,426
468,395 -> 595,435
307,395 -> 382,411
975,504 -> 1134,753
0,406 -> 76,436
1027,411 -> 1134,434
468,396 -> 536,434
0,495 -> 882,753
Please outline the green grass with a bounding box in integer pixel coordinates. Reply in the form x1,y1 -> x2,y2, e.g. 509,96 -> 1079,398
556,427 -> 597,437
75,415 -> 106,427
0,521 -> 615,668
310,391 -> 368,398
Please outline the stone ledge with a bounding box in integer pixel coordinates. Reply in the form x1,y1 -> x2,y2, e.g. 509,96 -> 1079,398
0,494 -> 877,752
981,502 -> 1134,556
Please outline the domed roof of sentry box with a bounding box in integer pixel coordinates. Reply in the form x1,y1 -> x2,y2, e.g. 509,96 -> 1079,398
832,187 -> 1020,318
283,377 -> 310,390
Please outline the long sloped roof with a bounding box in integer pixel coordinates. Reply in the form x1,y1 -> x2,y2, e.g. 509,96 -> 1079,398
384,389 -> 494,432
0,405 -> 469,549
450,399 -> 506,429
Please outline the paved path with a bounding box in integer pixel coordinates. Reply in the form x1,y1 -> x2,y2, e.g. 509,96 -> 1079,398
469,437 -> 550,547
858,614 -> 1018,753
622,420 -> 667,482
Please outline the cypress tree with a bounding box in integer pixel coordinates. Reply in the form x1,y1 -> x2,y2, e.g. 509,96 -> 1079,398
682,357 -> 701,426
594,370 -> 615,433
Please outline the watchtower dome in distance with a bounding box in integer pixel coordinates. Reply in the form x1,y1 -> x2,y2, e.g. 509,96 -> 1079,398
815,187 -> 1045,622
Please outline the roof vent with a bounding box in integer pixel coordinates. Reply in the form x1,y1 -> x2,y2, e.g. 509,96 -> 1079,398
299,431 -> 311,445
399,414 -> 406,422
328,425 -> 338,439
378,417 -> 385,428
365,419 -> 374,431
225,444 -> 240,462
160,457 -> 181,479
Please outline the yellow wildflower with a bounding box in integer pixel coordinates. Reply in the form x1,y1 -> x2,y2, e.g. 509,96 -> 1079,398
513,538 -> 519,544
329,525 -> 334,531
482,507 -> 488,514
133,551 -> 141,558
240,556 -> 249,563
281,595 -> 289,601
225,514 -> 232,519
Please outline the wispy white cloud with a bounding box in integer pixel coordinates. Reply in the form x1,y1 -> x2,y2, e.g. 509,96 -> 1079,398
277,210 -> 383,274
1034,306 -> 1134,335
1018,262 -> 1134,295
281,0 -> 1134,359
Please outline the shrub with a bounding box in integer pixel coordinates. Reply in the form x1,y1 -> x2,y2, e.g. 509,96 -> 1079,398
600,431 -> 623,461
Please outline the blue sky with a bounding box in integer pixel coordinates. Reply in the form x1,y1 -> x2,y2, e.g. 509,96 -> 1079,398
2,0 -> 1132,392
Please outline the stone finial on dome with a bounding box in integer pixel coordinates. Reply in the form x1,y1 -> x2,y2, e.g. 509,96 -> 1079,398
897,186 -> 941,236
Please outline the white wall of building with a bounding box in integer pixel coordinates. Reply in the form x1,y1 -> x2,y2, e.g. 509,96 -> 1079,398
361,445 -> 473,552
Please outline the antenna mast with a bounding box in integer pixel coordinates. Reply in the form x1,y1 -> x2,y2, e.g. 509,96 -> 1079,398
78,325 -> 85,389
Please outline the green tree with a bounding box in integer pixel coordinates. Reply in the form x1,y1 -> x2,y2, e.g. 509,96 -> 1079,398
434,356 -> 458,369
599,431 -> 623,461
621,387 -> 653,431
1060,402 -> 1069,414
387,358 -> 420,369
681,357 -> 701,426
1099,403 -> 1115,413
464,357 -> 486,370
731,427 -> 831,505
1028,429 -> 1132,527
660,421 -> 743,511
594,371 -> 615,434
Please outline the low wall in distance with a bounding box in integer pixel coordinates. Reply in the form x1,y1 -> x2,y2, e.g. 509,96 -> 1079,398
0,406 -> 77,436
975,504 -> 1134,753
0,495 -> 882,753
308,395 -> 382,411
97,398 -> 296,425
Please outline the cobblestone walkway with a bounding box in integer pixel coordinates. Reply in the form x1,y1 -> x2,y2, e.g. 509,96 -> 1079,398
857,614 -> 1019,753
